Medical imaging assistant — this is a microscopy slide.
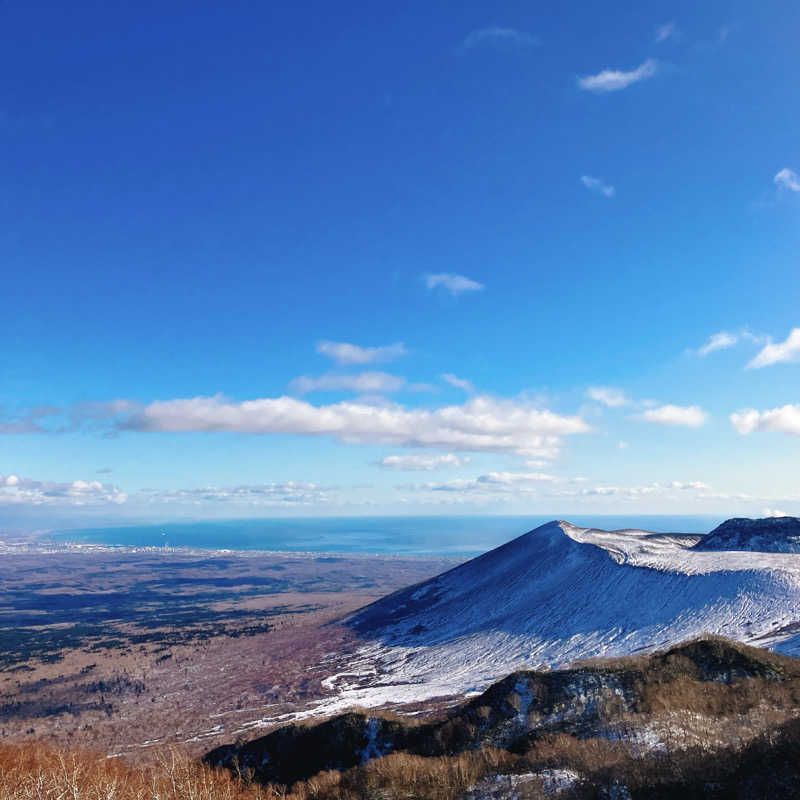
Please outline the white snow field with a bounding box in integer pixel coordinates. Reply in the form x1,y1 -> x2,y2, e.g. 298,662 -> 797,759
317,519 -> 800,712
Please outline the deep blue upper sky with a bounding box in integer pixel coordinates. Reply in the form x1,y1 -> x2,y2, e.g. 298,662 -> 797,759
2,0 -> 799,524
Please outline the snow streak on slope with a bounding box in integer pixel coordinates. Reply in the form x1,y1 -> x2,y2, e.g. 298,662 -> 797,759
321,521 -> 800,711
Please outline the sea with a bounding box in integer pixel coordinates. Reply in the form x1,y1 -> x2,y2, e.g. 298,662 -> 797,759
52,515 -> 722,557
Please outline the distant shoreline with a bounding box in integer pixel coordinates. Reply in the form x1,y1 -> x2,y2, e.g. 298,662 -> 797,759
0,538 -> 464,561
39,514 -> 720,553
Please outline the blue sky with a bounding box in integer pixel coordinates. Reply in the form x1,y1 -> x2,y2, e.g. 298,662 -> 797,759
2,0 -> 800,525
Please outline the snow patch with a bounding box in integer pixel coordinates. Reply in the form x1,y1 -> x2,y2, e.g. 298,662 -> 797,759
464,769 -> 580,799
359,716 -> 391,763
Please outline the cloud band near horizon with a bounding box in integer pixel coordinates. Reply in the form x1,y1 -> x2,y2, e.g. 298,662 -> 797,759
112,393 -> 589,457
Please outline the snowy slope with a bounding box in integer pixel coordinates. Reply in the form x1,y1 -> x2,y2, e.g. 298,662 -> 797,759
323,520 -> 800,711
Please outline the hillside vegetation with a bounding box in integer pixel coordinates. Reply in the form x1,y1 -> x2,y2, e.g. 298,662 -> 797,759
4,637 -> 800,799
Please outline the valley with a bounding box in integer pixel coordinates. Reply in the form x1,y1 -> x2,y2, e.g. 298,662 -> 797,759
0,544 -> 457,755
5,516 -> 800,797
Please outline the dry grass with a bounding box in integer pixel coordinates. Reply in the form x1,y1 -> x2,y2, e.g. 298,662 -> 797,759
5,717 -> 800,800
5,635 -> 800,800
0,742 -> 271,800
0,741 -> 518,800
288,748 -> 514,800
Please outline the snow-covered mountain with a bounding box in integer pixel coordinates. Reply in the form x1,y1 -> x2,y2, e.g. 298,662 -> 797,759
694,516 -> 800,553
327,519 -> 800,711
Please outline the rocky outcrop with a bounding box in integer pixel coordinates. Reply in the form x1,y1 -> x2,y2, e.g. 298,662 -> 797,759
204,712 -> 405,786
694,516 -> 800,553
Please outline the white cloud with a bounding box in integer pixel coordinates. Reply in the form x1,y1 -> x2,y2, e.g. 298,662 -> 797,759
550,480 -> 711,500
618,441 -> 629,449
655,21 -> 678,43
640,404 -> 708,427
316,340 -> 407,365
379,453 -> 468,471
586,386 -> 628,407
479,471 -> 557,484
462,27 -> 539,50
730,409 -> 760,434
580,175 -> 615,197
0,473 -> 127,506
747,328 -> 800,368
524,458 -> 550,468
441,373 -> 475,393
667,480 -> 711,490
425,273 -> 485,295
774,168 -> 800,192
411,470 -> 558,494
763,507 -> 790,518
139,481 -> 331,507
578,485 -> 656,497
117,394 -> 589,458
731,405 -> 800,436
290,371 -> 409,395
577,59 -> 658,92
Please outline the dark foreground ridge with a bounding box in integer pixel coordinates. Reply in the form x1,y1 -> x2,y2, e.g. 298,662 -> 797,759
205,636 -> 800,790
694,515 -> 800,553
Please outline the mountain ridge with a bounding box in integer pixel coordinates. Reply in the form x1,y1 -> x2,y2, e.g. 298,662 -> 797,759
205,636 -> 800,788
317,518 -> 800,713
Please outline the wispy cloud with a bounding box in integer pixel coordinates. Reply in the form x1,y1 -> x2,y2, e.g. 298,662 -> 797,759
747,328 -> 800,368
655,21 -> 679,43
68,399 -> 142,431
775,168 -> 800,193
0,419 -> 44,434
695,329 -> 765,356
731,405 -> 800,436
578,59 -> 658,92
409,470 -> 558,494
697,330 -> 739,355
461,27 -> 539,51
441,373 -> 475,393
425,273 -> 485,295
289,371 -> 410,395
640,404 -> 708,427
580,175 -> 615,197
379,453 -> 468,471
316,340 -> 407,365
586,386 -> 628,407
114,394 -> 589,458
0,405 -> 59,434
406,474 -> 713,502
